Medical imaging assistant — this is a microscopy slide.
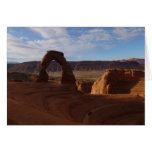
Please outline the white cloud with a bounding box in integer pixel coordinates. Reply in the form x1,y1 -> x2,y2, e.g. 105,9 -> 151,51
20,37 -> 29,40
79,28 -> 112,41
29,27 -> 68,39
112,27 -> 144,40
8,28 -> 101,61
7,27 -> 144,62
7,34 -> 43,61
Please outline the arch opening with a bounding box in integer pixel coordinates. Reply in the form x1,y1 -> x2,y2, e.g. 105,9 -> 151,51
46,60 -> 62,82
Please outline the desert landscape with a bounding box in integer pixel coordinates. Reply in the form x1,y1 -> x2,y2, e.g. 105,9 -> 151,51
7,50 -> 145,125
7,27 -> 145,125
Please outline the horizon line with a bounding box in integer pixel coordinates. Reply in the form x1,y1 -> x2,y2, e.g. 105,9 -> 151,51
7,57 -> 145,64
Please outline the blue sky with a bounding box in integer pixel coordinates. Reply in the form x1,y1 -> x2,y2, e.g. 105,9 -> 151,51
7,27 -> 145,62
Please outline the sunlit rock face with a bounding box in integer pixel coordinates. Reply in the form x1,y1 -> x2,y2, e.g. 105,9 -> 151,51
91,69 -> 144,96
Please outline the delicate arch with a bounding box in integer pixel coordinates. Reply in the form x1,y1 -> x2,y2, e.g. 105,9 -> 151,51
37,50 -> 76,85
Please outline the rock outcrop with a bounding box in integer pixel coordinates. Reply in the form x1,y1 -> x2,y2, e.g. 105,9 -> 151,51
91,69 -> 144,96
37,50 -> 76,85
76,80 -> 94,93
7,72 -> 36,82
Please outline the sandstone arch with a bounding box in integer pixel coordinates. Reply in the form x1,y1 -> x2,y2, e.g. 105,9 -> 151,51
37,50 -> 76,85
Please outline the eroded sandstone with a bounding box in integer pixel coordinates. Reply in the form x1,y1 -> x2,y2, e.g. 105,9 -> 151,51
37,50 -> 76,85
91,69 -> 144,96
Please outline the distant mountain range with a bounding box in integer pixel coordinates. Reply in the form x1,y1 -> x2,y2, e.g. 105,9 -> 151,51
7,58 -> 144,74
7,61 -> 20,64
118,58 -> 144,65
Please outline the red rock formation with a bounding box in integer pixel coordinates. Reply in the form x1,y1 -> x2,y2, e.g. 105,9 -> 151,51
37,50 -> 76,85
76,81 -> 94,93
91,69 -> 144,96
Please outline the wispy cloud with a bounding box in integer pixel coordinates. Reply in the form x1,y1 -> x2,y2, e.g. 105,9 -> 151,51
112,27 -> 144,40
7,27 -> 144,62
79,28 -> 112,41
29,27 -> 68,39
7,34 -> 43,61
